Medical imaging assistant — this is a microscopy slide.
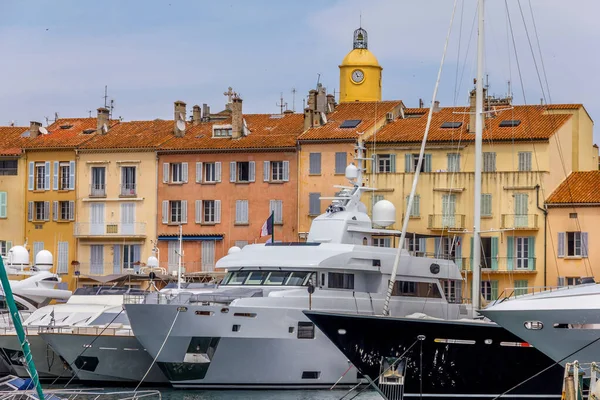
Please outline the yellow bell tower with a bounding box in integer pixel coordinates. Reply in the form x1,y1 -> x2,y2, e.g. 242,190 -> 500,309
339,27 -> 382,103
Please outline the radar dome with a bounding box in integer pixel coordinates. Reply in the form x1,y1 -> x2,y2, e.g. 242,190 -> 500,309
345,163 -> 358,180
8,246 -> 29,266
146,256 -> 159,268
228,246 -> 241,255
373,200 -> 396,227
35,250 -> 53,271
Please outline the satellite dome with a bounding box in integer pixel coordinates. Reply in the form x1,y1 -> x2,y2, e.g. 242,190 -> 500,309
345,163 -> 359,180
8,246 -> 29,266
228,246 -> 241,255
358,202 -> 368,214
35,250 -> 53,271
373,200 -> 396,227
146,256 -> 159,268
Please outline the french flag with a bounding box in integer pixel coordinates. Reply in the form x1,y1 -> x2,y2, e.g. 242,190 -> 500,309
260,212 -> 274,237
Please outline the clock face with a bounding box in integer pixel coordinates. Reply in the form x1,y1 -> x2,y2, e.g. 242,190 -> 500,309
351,69 -> 365,83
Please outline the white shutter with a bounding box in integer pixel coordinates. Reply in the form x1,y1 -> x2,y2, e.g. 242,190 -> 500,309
163,163 -> 169,183
69,161 -> 75,189
215,162 -> 222,182
230,162 -> 237,182
28,201 -> 33,221
44,161 -> 50,190
263,161 -> 270,182
28,162 -> 34,190
195,200 -> 202,223
235,200 -> 242,223
181,200 -> 188,223
196,162 -> 203,183
283,161 -> 290,182
57,242 -> 68,274
162,201 -> 169,224
53,201 -> 58,221
557,232 -> 565,258
182,162 -> 188,183
215,200 -> 221,223
582,232 -> 589,258
53,161 -> 59,190
249,161 -> 255,182
0,192 -> 6,218
43,201 -> 50,221
69,201 -> 75,220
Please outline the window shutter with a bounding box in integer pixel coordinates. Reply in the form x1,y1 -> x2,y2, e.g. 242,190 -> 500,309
309,153 -> 321,174
0,192 -> 6,218
43,201 -> 50,221
195,200 -> 202,223
507,236 -> 514,270
557,232 -> 565,258
6,241 -> 12,253
282,161 -> 289,182
133,245 -> 141,272
269,200 -> 275,223
469,237 -> 473,269
557,276 -> 565,287
390,154 -> 396,173
372,154 -> 377,173
435,237 -> 441,258
196,162 -> 203,183
277,200 -> 283,223
44,161 -> 50,190
113,245 -> 121,274
235,200 -> 241,223
53,201 -> 58,221
162,201 -> 169,224
230,162 -> 237,182
53,161 -> 59,190
413,195 -> 420,217
215,200 -> 221,223
482,194 -> 492,216
424,154 -> 432,172
28,201 -> 33,221
528,236 -> 535,270
418,238 -> 426,254
249,161 -> 255,182
69,161 -> 75,189
309,193 -> 320,215
28,162 -> 34,190
404,154 -> 412,172
181,200 -> 187,223
215,162 -> 222,182
491,281 -> 498,300
263,161 -> 270,182
335,152 -> 347,174
182,162 -> 188,183
491,237 -> 499,270
582,232 -> 589,258
163,163 -> 169,183
57,242 -> 68,274
69,201 -> 75,220
454,239 -> 462,269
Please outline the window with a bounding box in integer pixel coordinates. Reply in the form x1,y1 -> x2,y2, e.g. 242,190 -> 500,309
447,153 -> 460,172
237,162 -> 250,182
566,277 -> 580,286
302,371 -> 321,379
436,237 -> 457,259
328,272 -> 354,289
59,201 -> 73,221
405,154 -> 431,173
204,200 -> 217,223
481,194 -> 492,217
213,127 -> 232,137
567,232 -> 583,257
122,244 -> 141,270
202,241 -> 215,271
35,162 -> 46,190
391,281 -> 442,298
170,201 -> 182,223
263,160 -> 289,182
558,232 -> 588,258
59,162 -> 70,190
297,322 -> 315,339
230,161 -> 255,183
515,237 -> 529,269
405,195 -> 420,217
309,193 -> 321,216
405,237 -> 423,254
377,154 -> 396,173
335,152 -> 347,174
483,152 -> 496,172
442,280 -> 462,303
34,201 -> 48,221
518,152 -> 532,171
481,281 -> 492,301
235,200 -> 248,224
91,167 -> 106,196
0,241 -> 12,257
514,280 -> 528,296
374,238 -> 392,247
271,161 -> 284,181
205,163 -> 216,182
269,200 -> 283,224
309,153 -> 321,175
0,160 -> 17,175
121,166 -> 136,196
171,163 -> 183,183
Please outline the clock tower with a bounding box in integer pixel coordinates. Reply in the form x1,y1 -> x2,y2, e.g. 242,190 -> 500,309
339,27 -> 382,103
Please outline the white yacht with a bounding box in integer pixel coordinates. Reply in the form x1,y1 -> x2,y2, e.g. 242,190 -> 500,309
124,144 -> 470,388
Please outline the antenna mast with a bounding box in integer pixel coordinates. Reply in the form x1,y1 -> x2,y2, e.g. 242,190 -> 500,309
276,92 -> 287,114
291,88 -> 296,112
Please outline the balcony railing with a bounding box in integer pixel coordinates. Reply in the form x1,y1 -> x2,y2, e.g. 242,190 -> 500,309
76,262 -> 143,276
120,183 -> 137,197
158,261 -> 215,274
74,222 -> 146,237
428,214 -> 466,230
462,257 -> 537,272
90,183 -> 106,197
501,214 -> 539,230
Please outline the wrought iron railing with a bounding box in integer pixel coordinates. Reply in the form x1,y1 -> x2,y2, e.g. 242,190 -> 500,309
74,222 -> 146,236
428,214 -> 466,230
501,214 -> 539,229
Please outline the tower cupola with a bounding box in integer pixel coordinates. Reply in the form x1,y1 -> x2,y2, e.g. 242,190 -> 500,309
339,27 -> 382,103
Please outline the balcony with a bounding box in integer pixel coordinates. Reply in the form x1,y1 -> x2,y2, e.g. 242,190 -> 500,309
89,183 -> 106,197
428,214 -> 466,230
120,183 -> 137,197
462,257 -> 537,272
501,214 -> 539,230
76,262 -> 142,276
74,222 -> 146,238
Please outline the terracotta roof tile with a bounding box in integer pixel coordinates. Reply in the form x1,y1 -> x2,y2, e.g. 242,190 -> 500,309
80,120 -> 175,149
159,113 -> 304,151
368,104 -> 576,144
23,118 -> 109,149
0,126 -> 30,155
547,171 -> 600,204
298,101 -> 402,141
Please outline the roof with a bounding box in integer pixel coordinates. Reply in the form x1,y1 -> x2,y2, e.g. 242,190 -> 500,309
299,101 -> 402,141
0,126 -> 29,156
79,120 -> 174,150
546,171 -> 600,204
159,113 -> 304,151
368,104 -> 576,144
340,48 -> 381,67
23,118 -> 107,149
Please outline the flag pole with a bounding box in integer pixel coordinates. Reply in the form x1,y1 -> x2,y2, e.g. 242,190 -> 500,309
271,211 -> 275,243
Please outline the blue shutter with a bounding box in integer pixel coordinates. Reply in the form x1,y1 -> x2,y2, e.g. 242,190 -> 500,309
405,154 -> 412,172
44,161 -> 50,190
390,154 -> 396,173
582,232 -> 589,258
557,232 -> 565,258
491,237 -> 499,270
507,236 -> 514,271
528,236 -> 535,270
424,154 -> 432,172
113,245 -> 121,274
69,161 -> 75,189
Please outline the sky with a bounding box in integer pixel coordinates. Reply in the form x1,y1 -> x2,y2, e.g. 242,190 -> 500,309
1,0 -> 599,140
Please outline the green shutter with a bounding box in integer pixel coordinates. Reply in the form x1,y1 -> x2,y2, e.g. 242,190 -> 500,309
424,154 -> 432,172
469,237 -> 474,271
0,192 -> 6,218
405,154 -> 412,172
528,236 -> 535,271
491,280 -> 498,300
491,237 -> 498,270
507,236 -> 514,271
390,154 -> 396,173
482,194 -> 492,217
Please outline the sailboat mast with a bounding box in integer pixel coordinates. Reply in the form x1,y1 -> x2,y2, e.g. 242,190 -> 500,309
472,0 -> 485,311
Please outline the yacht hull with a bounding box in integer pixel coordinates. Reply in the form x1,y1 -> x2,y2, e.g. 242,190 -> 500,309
0,334 -> 72,380
304,311 -> 565,399
39,333 -> 168,384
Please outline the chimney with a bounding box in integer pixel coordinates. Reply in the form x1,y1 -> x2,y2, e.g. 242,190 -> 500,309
303,107 -> 314,131
316,86 -> 327,114
202,103 -> 210,121
174,101 -> 186,137
433,100 -> 441,113
96,107 -> 110,134
326,94 -> 336,113
192,105 -> 202,126
469,89 -> 487,133
29,121 -> 42,138
307,90 -> 317,112
283,109 -> 294,115
231,96 -> 243,139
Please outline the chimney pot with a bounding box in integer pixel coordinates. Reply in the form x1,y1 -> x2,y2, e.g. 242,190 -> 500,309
96,107 -> 110,134
29,121 -> 43,138
174,101 -> 187,137
192,105 -> 202,126
231,97 -> 243,139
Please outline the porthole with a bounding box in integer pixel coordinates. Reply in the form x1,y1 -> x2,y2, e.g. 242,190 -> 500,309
221,307 -> 229,314
524,321 -> 543,330
430,263 -> 440,274
338,329 -> 347,335
484,339 -> 493,345
177,306 -> 188,312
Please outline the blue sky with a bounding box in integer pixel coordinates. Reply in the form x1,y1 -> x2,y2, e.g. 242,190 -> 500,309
1,0 -> 599,140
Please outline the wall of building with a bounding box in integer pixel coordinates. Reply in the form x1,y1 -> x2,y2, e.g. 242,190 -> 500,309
0,156 -> 26,256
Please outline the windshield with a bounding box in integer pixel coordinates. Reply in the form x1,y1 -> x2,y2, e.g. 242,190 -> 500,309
221,271 -> 315,286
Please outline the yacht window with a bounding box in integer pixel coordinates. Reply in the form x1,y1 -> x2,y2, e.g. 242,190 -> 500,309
391,281 -> 442,298
227,271 -> 250,285
327,273 -> 355,290
286,272 -> 310,286
246,271 -> 269,285
297,322 -> 315,339
264,271 -> 289,285
89,313 -> 130,326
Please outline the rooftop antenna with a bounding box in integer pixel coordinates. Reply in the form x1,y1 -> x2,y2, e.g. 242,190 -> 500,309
276,93 -> 287,114
109,99 -> 115,119
507,80 -> 512,98
87,110 -> 92,118
103,85 -> 109,108
316,73 -> 321,89
291,88 -> 296,112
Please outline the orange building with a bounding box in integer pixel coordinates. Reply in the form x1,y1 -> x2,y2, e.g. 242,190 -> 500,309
156,98 -> 304,273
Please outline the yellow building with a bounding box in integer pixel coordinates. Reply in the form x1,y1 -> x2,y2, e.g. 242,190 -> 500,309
366,100 -> 595,303
73,112 -> 172,284
339,27 -> 382,103
545,171 -> 600,286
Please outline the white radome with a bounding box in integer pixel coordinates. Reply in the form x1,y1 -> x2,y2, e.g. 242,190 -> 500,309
35,249 -> 53,270
373,200 -> 396,227
345,163 -> 358,180
357,202 -> 368,214
146,256 -> 159,268
228,246 -> 242,255
8,246 -> 29,266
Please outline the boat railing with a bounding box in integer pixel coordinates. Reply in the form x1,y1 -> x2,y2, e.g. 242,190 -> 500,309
36,325 -> 134,337
490,285 -> 575,305
562,361 -> 600,400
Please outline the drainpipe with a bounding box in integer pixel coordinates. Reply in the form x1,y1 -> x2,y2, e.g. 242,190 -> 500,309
535,184 -> 548,286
